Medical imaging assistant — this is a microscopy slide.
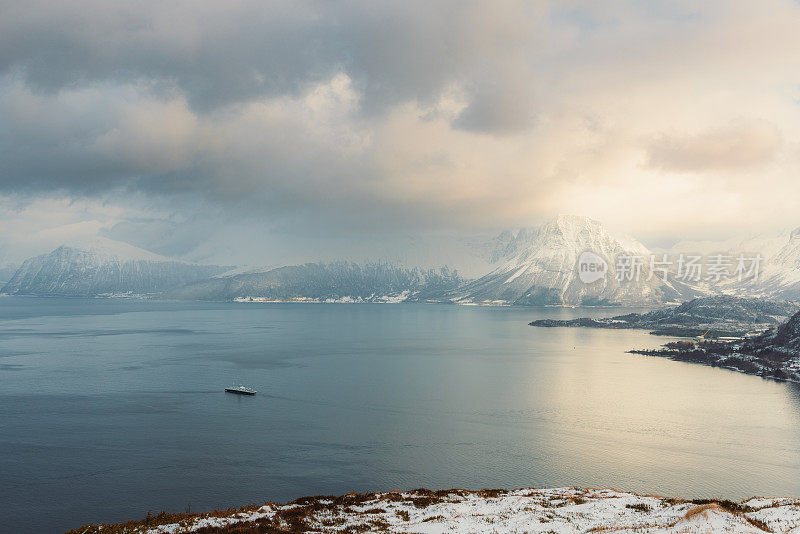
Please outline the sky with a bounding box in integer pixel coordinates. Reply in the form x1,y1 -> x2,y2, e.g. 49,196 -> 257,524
1,0 -> 800,266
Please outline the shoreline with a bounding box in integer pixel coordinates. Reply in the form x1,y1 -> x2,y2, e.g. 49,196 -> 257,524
629,347 -> 800,384
66,487 -> 800,533
0,293 -> 655,308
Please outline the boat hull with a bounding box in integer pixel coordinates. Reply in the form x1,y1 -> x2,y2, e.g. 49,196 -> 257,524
225,388 -> 256,395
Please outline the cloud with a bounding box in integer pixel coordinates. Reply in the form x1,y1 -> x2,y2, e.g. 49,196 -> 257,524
0,0 -> 546,117
452,67 -> 537,134
645,120 -> 781,173
0,0 -> 339,110
2,0 -> 800,262
0,80 -> 209,194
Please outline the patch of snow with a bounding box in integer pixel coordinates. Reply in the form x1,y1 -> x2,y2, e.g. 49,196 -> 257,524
504,265 -> 528,284
233,292 -> 412,304
212,265 -> 274,278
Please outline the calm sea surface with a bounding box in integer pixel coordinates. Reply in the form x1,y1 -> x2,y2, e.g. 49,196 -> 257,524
1,297 -> 799,532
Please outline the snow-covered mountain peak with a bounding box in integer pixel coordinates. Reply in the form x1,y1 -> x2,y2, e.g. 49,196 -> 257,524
480,215 -> 647,269
544,214 -> 600,231
535,215 -> 648,253
453,216 -> 680,306
513,215 -> 650,262
536,215 -> 605,242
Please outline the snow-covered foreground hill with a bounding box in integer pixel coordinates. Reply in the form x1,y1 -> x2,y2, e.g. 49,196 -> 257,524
69,487 -> 800,533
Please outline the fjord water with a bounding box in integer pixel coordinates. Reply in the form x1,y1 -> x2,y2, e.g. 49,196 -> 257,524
1,298 -> 800,533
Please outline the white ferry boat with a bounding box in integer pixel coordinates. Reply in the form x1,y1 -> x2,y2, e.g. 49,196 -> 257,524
225,385 -> 257,396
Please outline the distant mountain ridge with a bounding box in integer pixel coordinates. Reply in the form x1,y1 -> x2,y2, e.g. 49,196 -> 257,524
166,262 -> 462,302
2,239 -> 227,297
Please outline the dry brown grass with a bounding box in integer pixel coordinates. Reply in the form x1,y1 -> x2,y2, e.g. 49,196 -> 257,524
681,501 -> 774,532
64,505 -> 265,534
625,503 -> 652,512
745,516 -> 775,532
684,502 -> 723,519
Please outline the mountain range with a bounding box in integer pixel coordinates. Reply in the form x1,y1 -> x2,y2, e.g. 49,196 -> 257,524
3,216 -> 800,305
166,262 -> 462,303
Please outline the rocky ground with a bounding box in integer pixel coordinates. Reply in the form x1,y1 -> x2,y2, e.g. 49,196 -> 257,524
67,487 -> 800,533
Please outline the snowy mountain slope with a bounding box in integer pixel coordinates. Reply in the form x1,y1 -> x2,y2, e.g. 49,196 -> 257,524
664,231 -> 790,259
0,262 -> 18,284
2,239 -> 228,297
452,215 -> 699,306
753,227 -> 800,299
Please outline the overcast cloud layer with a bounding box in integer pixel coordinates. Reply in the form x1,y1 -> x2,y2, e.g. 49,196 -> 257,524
1,0 -> 800,265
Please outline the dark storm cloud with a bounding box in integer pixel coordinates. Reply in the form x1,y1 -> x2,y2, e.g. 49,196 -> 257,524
0,0 -> 546,212
0,1 -> 539,115
452,73 -> 537,134
0,1 -> 338,110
